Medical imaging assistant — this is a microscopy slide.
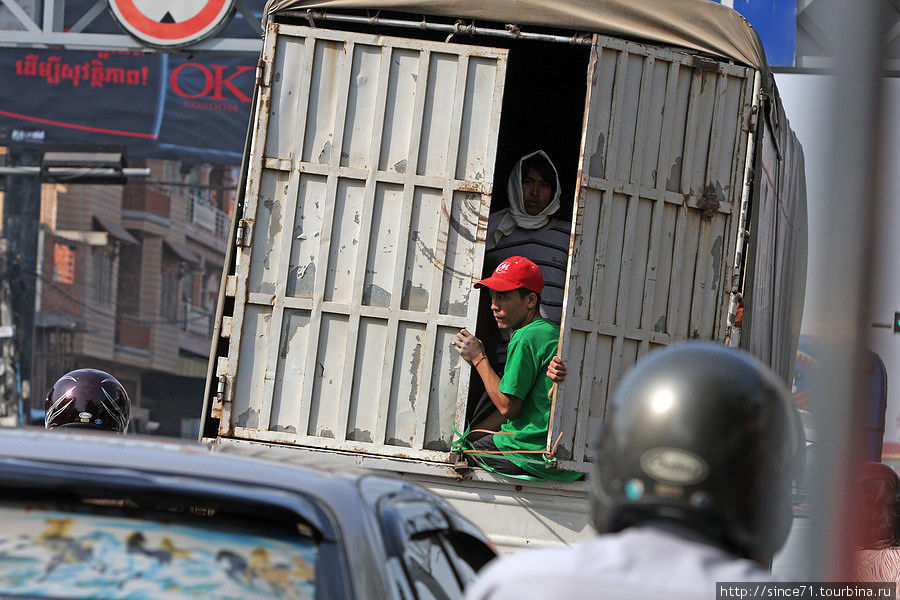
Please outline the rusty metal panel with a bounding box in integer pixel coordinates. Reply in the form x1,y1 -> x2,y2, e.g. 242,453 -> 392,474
769,125 -> 807,383
246,170 -> 290,296
742,105 -> 807,386
230,305 -> 273,430
363,183 -> 404,307
224,24 -> 507,461
550,35 -> 755,471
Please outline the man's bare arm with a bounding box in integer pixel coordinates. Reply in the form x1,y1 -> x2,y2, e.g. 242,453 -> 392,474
473,409 -> 507,432
454,329 -> 523,418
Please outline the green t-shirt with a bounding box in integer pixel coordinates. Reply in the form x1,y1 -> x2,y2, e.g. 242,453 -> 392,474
493,318 -> 582,481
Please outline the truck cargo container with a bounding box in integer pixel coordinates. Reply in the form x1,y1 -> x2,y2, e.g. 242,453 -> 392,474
202,0 -> 808,553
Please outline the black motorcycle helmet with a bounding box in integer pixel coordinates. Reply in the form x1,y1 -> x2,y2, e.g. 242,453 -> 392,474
45,369 -> 131,434
591,341 -> 804,564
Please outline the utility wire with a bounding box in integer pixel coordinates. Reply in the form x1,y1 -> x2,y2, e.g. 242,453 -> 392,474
7,268 -> 215,327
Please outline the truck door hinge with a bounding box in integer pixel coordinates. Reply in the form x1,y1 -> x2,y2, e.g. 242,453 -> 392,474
210,375 -> 227,419
256,57 -> 273,88
225,275 -> 237,297
235,218 -> 254,247
211,359 -> 230,420
744,103 -> 759,133
220,316 -> 233,338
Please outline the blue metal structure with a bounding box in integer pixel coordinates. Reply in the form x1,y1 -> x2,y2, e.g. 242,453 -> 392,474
712,0 -> 797,66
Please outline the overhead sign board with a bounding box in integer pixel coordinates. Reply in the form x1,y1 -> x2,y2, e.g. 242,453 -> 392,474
107,0 -> 236,49
0,48 -> 254,163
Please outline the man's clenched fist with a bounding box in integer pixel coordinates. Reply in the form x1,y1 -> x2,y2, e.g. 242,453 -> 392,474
453,329 -> 486,365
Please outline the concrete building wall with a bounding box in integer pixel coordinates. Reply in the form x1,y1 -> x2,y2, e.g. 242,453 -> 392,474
33,160 -> 233,434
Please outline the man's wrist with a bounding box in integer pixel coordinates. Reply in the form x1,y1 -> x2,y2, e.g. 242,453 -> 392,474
471,354 -> 487,369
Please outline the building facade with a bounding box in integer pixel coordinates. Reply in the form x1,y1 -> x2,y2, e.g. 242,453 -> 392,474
33,158 -> 235,437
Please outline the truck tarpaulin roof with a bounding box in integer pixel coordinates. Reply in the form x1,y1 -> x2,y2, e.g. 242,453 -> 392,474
264,0 -> 770,77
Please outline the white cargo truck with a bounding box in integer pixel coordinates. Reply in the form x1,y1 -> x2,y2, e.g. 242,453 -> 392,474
201,0 -> 808,552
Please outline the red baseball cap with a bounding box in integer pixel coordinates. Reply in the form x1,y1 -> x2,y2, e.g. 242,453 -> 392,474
475,256 -> 544,294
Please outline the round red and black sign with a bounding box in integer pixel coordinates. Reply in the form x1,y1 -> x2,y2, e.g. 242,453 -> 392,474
107,0 -> 236,49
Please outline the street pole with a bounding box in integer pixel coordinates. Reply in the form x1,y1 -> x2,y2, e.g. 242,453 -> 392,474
2,147 -> 41,422
806,0 -> 890,580
0,238 -> 18,425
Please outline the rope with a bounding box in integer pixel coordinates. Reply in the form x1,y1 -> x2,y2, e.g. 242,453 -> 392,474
446,20 -> 477,43
451,425 -> 563,475
549,430 -> 563,458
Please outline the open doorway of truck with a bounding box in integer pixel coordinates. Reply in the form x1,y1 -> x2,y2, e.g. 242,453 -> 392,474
466,38 -> 591,425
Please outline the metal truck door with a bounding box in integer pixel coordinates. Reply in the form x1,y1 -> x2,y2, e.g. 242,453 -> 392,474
549,35 -> 755,471
741,107 -> 807,384
220,23 -> 507,462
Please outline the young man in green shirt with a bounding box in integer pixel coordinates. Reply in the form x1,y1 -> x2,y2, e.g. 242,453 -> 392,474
453,256 -> 579,481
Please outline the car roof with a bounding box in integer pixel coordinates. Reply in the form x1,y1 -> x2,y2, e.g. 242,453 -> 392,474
0,427 -> 362,486
0,429 -> 376,533
0,429 -> 492,545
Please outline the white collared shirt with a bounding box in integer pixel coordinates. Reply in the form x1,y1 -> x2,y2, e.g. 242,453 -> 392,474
464,523 -> 775,600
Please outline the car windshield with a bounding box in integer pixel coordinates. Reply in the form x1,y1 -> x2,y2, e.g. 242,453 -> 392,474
0,501 -> 317,600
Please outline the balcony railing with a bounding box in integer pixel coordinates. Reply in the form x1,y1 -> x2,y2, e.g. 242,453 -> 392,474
187,195 -> 228,239
181,302 -> 213,338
